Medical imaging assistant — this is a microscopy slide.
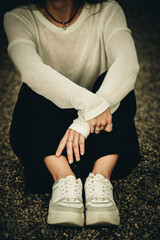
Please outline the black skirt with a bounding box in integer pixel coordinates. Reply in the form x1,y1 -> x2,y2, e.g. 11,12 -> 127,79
9,71 -> 141,194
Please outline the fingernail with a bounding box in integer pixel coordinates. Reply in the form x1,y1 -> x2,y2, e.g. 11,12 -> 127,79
56,151 -> 60,156
80,152 -> 84,155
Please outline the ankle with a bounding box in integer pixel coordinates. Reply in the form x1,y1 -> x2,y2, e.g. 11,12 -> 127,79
44,154 -> 76,182
54,173 -> 76,182
91,170 -> 110,179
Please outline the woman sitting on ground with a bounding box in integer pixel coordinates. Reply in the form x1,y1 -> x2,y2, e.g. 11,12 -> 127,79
4,0 -> 141,227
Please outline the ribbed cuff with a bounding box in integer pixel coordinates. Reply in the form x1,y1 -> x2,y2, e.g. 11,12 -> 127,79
68,123 -> 90,139
82,100 -> 110,121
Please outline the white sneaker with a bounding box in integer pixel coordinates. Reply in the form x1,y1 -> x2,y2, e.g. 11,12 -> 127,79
47,175 -> 84,227
84,173 -> 120,226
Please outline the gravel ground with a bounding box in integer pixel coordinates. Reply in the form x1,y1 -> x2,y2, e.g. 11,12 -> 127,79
0,1 -> 159,239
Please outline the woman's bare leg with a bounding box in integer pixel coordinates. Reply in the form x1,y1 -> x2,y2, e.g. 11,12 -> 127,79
92,154 -> 119,179
44,155 -> 76,182
44,153 -> 118,182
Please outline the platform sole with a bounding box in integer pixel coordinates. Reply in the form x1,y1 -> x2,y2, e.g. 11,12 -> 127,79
47,210 -> 84,227
85,210 -> 120,226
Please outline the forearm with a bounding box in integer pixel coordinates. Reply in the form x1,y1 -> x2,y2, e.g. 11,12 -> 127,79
4,12 -> 110,122
68,33 -> 140,138
95,30 -> 140,108
8,41 -> 109,116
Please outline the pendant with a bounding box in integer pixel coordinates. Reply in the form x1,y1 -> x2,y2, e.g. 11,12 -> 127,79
63,23 -> 67,30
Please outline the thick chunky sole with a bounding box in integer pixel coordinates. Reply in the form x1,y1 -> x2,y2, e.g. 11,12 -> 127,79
85,211 -> 120,226
47,210 -> 84,227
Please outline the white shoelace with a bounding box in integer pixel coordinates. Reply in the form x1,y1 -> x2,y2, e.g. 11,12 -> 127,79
58,177 -> 82,203
86,175 -> 113,203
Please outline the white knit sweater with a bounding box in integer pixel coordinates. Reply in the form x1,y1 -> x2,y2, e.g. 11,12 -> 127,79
3,0 -> 140,138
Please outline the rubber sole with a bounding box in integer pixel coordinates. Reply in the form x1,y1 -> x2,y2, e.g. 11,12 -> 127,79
47,210 -> 84,227
85,211 -> 120,226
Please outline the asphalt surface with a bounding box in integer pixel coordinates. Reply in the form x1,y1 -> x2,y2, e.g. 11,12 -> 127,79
0,0 -> 159,239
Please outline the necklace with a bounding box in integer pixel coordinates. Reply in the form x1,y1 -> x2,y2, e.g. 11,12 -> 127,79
44,2 -> 80,30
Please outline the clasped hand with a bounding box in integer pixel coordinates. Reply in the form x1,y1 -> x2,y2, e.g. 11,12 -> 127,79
55,108 -> 113,164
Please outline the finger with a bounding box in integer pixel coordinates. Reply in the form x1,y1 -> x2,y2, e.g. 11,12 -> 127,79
73,132 -> 81,161
55,129 -> 70,156
66,130 -> 75,164
79,135 -> 85,156
88,119 -> 96,134
89,123 -> 95,133
100,124 -> 106,131
105,123 -> 113,132
95,123 -> 101,134
104,115 -> 113,132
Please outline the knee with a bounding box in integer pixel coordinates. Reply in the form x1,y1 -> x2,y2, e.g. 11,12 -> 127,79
44,154 -> 67,162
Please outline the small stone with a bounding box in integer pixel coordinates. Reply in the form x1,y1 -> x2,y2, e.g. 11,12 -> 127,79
116,233 -> 121,237
135,223 -> 139,229
63,233 -> 68,237
143,233 -> 150,239
4,233 -> 9,238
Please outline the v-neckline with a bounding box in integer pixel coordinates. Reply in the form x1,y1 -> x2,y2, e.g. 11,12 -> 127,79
33,3 -> 89,34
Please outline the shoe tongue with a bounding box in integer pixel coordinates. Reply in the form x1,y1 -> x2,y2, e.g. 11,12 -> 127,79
95,174 -> 106,180
65,175 -> 76,180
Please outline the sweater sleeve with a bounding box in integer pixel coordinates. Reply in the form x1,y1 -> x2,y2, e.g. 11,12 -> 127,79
3,11 -> 110,122
95,2 -> 140,107
68,112 -> 90,139
68,2 -> 140,139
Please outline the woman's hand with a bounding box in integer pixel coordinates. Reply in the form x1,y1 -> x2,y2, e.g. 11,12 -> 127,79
87,107 -> 113,134
55,129 -> 85,164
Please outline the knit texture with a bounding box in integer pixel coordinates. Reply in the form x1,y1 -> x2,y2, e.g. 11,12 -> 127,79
3,0 -> 140,138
